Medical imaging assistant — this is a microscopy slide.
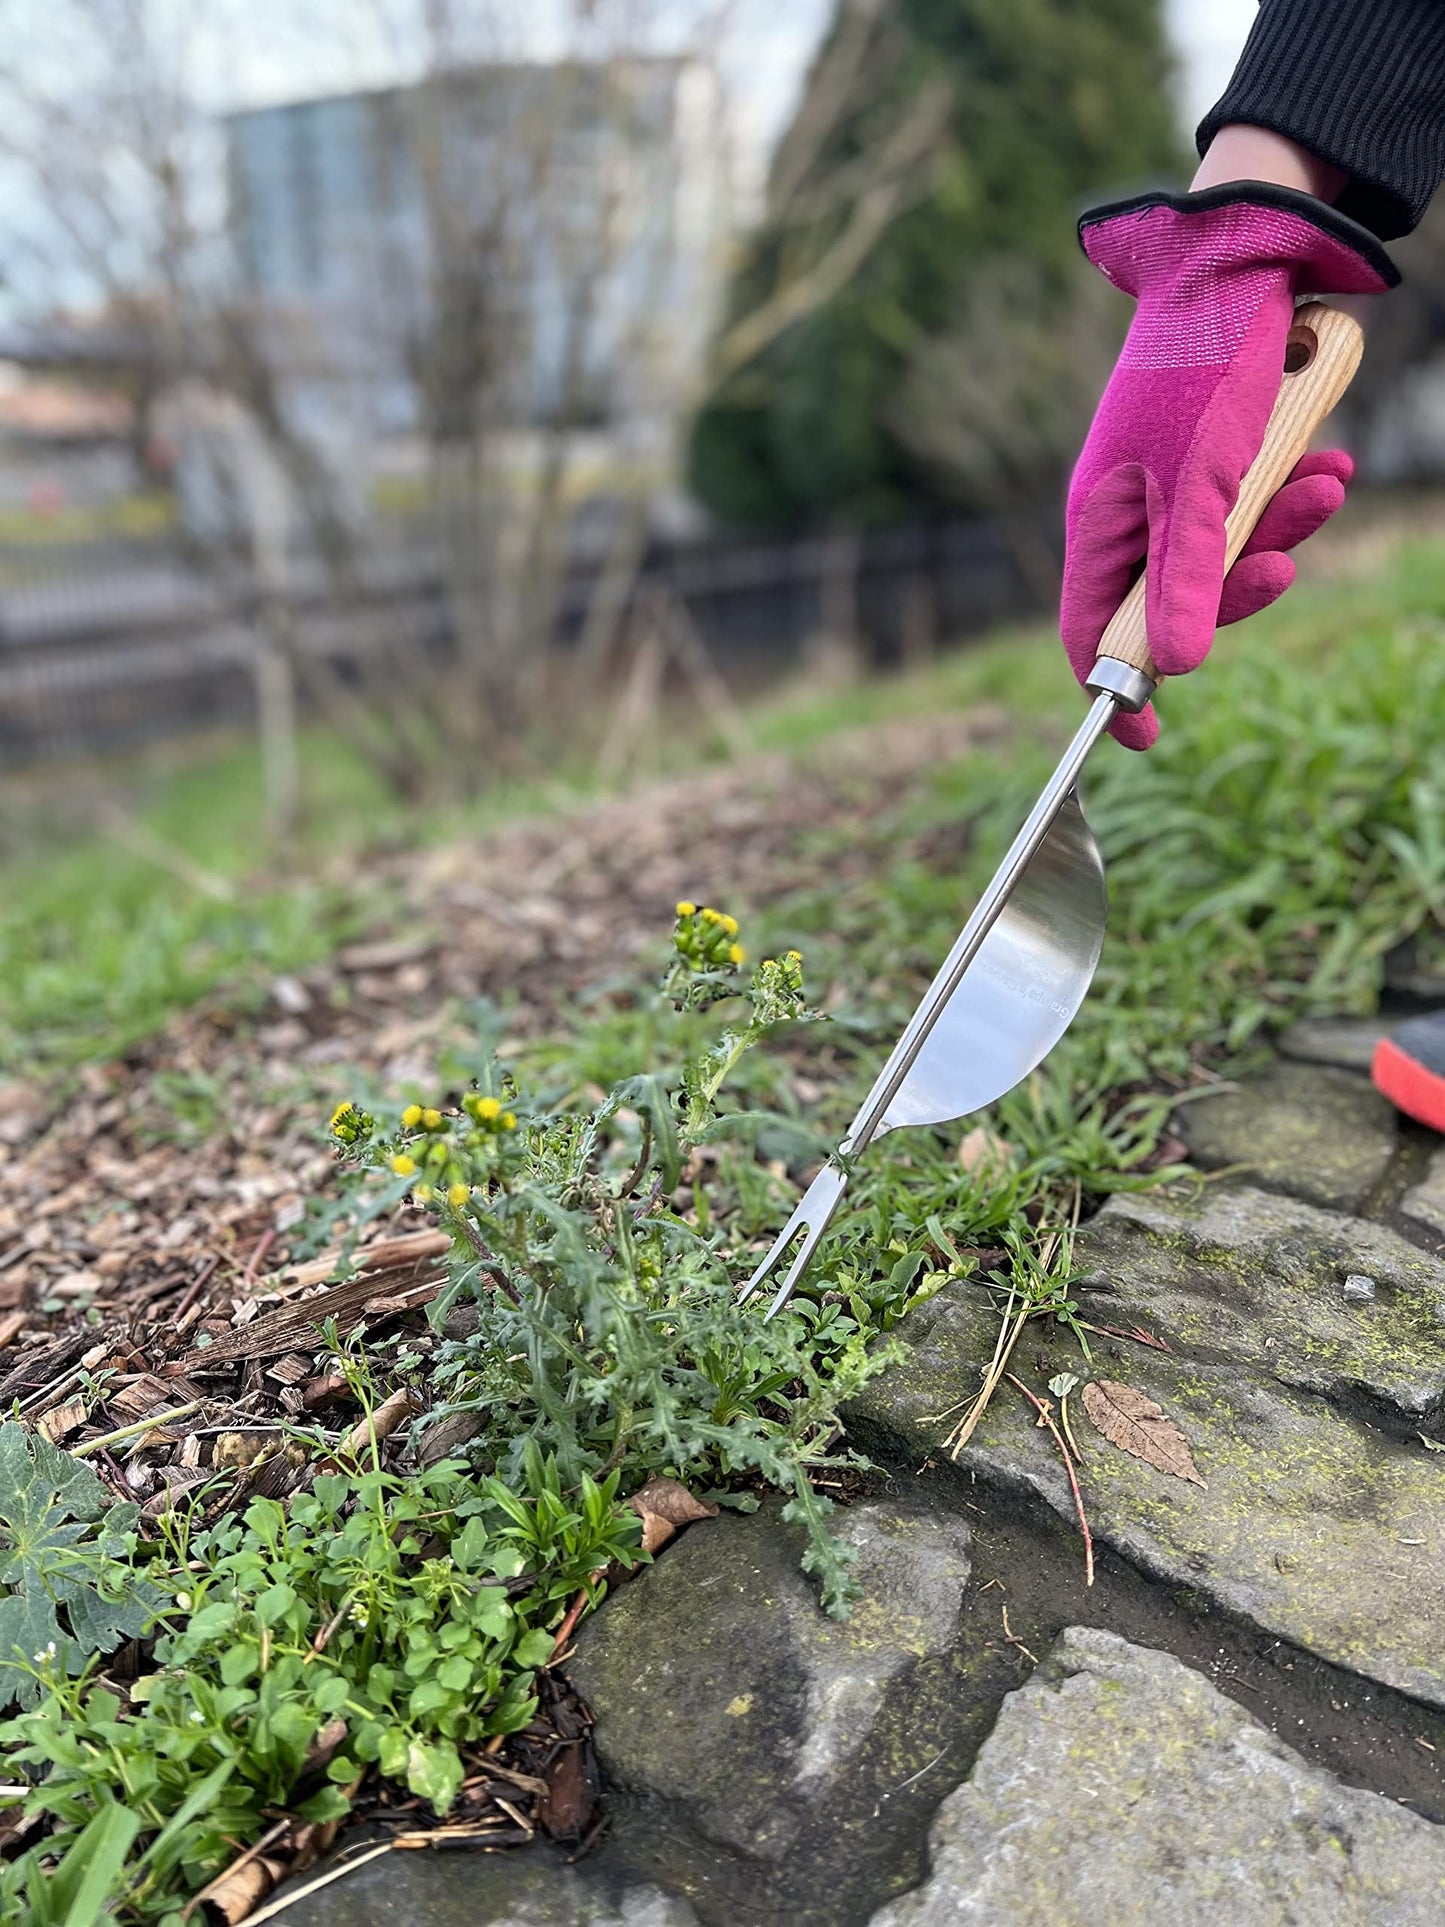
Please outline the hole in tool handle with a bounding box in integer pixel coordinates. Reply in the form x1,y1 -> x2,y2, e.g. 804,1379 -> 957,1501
1283,321 -> 1318,376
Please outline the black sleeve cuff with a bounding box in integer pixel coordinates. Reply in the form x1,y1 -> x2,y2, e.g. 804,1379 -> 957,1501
1197,0 -> 1445,241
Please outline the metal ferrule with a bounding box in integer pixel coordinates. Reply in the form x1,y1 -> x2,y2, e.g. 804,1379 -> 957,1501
1085,655 -> 1157,713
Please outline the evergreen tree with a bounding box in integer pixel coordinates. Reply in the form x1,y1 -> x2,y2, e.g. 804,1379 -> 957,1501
690,0 -> 1183,529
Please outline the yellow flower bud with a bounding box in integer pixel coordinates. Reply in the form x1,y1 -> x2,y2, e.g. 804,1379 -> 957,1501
719,914 -> 739,937
447,1182 -> 470,1207
675,900 -> 696,918
728,943 -> 745,966
786,949 -> 802,963
401,1104 -> 423,1129
390,1153 -> 416,1178
502,1111 -> 517,1131
475,1096 -> 502,1121
421,1108 -> 443,1131
414,1183 -> 433,1203
700,906 -> 720,924
330,1102 -> 355,1132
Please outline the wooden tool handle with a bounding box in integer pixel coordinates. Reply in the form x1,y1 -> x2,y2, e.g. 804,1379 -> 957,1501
1095,301 -> 1366,681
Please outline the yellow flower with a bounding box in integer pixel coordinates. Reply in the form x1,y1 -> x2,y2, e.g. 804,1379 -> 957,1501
401,1103 -> 423,1129
414,1183 -> 433,1203
728,943 -> 745,965
700,906 -> 720,924
502,1111 -> 517,1131
421,1108 -> 443,1131
786,949 -> 802,963
390,1153 -> 416,1178
675,900 -> 696,918
719,913 -> 739,937
475,1096 -> 502,1121
447,1182 -> 470,1207
330,1102 -> 355,1132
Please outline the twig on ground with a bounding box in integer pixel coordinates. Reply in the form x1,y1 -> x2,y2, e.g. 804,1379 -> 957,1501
1007,1373 -> 1094,1587
1000,1603 -> 1039,1666
940,1281 -> 1026,1458
239,1228 -> 278,1289
304,1590 -> 357,1663
1078,1319 -> 1172,1354
174,1256 -> 219,1320
547,1585 -> 592,1664
72,1401 -> 203,1458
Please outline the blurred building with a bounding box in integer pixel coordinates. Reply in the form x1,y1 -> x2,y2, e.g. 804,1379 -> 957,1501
0,363 -> 136,515
224,58 -> 728,458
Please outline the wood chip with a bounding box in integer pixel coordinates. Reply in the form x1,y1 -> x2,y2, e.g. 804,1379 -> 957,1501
108,1374 -> 176,1423
266,1352 -> 315,1387
37,1398 -> 87,1443
170,1271 -> 442,1371
262,1229 -> 450,1298
336,935 -> 437,974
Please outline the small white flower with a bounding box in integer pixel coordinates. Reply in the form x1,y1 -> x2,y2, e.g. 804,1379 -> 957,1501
189,1710 -> 205,1724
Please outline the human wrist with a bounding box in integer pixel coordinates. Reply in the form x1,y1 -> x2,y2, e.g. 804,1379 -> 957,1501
1191,124 -> 1347,204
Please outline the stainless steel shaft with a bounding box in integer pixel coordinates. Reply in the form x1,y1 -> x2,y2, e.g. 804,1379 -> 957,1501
840,688 -> 1120,1157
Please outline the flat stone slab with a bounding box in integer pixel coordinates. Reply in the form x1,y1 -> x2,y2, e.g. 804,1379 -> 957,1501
274,1841 -> 699,1925
570,1500 -> 978,1923
1080,1182 -> 1445,1416
870,1627 -> 1445,1926
846,1187 -> 1445,1707
1278,1016 -> 1390,1073
1401,1144 -> 1445,1242
1172,1060 -> 1397,1212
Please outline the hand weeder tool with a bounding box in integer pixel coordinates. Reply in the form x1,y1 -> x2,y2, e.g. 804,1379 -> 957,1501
740,300 -> 1364,1321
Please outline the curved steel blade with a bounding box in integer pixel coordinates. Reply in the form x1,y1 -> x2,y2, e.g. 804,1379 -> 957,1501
876,786 -> 1107,1135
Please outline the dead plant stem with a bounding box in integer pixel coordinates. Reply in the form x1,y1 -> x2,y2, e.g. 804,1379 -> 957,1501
1006,1373 -> 1094,1586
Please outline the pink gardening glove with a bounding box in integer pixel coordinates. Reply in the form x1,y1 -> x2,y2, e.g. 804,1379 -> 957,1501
1062,188 -> 1395,749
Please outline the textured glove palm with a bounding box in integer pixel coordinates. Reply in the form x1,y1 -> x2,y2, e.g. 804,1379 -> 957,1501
1062,188 -> 1394,748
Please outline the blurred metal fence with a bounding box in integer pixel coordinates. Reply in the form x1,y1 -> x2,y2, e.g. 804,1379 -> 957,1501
0,514 -> 1058,766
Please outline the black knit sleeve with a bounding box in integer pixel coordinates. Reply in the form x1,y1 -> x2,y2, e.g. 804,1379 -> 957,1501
1197,0 -> 1445,240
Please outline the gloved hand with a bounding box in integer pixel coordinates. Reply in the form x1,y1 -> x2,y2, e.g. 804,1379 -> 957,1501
1061,186 -> 1395,748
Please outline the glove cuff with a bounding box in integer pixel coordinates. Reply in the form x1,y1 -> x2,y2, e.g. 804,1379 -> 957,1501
1078,184 -> 1399,298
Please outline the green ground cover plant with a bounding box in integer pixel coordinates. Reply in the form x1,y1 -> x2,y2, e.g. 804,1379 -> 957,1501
0,1437 -> 639,1921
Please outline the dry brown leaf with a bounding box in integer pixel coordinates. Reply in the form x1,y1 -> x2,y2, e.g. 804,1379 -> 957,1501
1081,1379 -> 1206,1487
957,1126 -> 1013,1175
628,1476 -> 718,1555
537,1741 -> 596,1841
334,1386 -> 419,1464
206,1854 -> 286,1923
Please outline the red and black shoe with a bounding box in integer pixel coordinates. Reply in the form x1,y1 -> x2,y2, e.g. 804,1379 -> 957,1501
1372,1013 -> 1445,1134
